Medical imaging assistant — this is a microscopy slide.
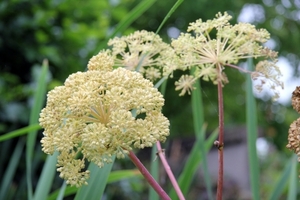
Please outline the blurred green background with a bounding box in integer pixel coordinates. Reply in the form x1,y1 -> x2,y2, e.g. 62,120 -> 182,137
0,0 -> 299,199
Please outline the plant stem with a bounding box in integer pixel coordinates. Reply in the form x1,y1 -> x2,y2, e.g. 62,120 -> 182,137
156,141 -> 185,200
226,63 -> 252,74
216,67 -> 224,200
128,151 -> 171,200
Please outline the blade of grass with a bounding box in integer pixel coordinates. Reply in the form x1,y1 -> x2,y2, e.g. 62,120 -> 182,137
48,168 -> 142,199
149,144 -> 159,200
246,58 -> 260,200
47,185 -> 76,200
56,181 -> 67,200
110,0 -> 156,38
155,0 -> 184,34
154,77 -> 167,89
33,152 -> 58,200
191,79 -> 213,200
287,155 -> 297,200
0,124 -> 41,142
0,138 -> 25,199
107,169 -> 142,183
26,60 -> 49,200
169,127 -> 218,199
74,156 -> 116,200
149,79 -> 168,200
98,0 -> 157,49
268,155 -> 294,200
158,78 -> 168,95
191,78 -> 204,132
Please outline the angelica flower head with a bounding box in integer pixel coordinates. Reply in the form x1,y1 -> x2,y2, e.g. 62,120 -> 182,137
39,54 -> 169,187
251,60 -> 284,100
108,30 -> 179,82
175,75 -> 196,96
87,49 -> 114,72
171,12 -> 283,98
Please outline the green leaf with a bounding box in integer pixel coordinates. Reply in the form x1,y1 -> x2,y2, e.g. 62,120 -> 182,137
155,0 -> 184,34
246,58 -> 260,200
26,60 -> 49,200
149,145 -> 159,200
74,156 -> 116,200
149,80 -> 167,200
56,181 -> 67,200
0,124 -> 40,142
107,169 -> 142,183
191,79 -> 213,200
47,185 -> 77,200
268,155 -> 294,200
0,138 -> 25,199
98,0 -> 157,49
169,127 -> 218,199
287,155 -> 298,200
191,78 -> 204,136
110,0 -> 156,38
48,168 -> 141,199
154,77 -> 167,89
33,152 -> 58,200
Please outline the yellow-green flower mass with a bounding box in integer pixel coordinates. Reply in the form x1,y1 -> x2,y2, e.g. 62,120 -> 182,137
108,30 -> 179,82
171,12 -> 283,98
39,55 -> 169,187
87,49 -> 114,72
175,75 -> 196,96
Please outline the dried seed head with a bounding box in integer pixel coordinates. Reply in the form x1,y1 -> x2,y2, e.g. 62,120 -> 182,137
292,86 -> 300,113
287,118 -> 300,161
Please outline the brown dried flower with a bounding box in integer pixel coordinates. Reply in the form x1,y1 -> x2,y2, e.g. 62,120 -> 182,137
287,86 -> 300,164
287,118 -> 300,161
292,86 -> 300,113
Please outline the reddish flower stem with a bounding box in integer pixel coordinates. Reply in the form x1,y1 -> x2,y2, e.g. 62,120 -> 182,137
226,63 -> 252,74
156,141 -> 185,200
128,151 -> 171,200
216,68 -> 224,200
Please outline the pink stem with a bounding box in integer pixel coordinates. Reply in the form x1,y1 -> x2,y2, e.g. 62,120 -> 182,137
156,141 -> 186,200
128,151 -> 171,200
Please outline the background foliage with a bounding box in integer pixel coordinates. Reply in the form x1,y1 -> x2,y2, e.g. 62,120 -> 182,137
0,0 -> 299,199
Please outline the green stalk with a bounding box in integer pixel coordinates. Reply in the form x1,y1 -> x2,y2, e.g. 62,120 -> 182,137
155,0 -> 184,34
150,79 -> 167,200
74,156 -> 116,200
246,58 -> 260,200
33,152 -> 58,200
191,77 -> 213,200
0,124 -> 40,142
268,155 -> 294,199
149,145 -> 159,200
98,0 -> 157,49
287,155 -> 297,200
0,138 -> 24,199
26,60 -> 48,200
169,128 -> 218,199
